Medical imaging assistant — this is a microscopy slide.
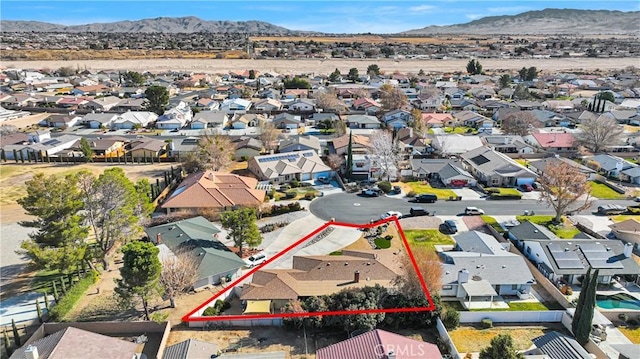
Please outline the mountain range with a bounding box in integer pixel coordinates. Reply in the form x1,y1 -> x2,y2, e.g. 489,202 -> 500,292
1,9 -> 638,34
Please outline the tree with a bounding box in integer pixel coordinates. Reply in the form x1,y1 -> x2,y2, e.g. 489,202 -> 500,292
346,132 -> 353,180
518,67 -> 528,80
17,173 -> 88,272
538,161 -> 593,223
78,137 -> 94,162
379,84 -> 408,111
326,286 -> 386,333
347,68 -> 359,82
327,153 -> 345,172
122,71 -> 144,86
479,334 -> 524,359
197,130 -> 235,171
393,246 -> 442,297
333,119 -> 347,136
367,64 -> 381,76
0,124 -> 18,135
513,83 -> 531,100
370,131 -> 401,182
314,88 -> 348,112
56,66 -> 75,77
328,68 -> 341,82
144,85 -> 169,115
220,207 -> 261,256
466,59 -> 482,75
526,66 -> 538,81
598,91 -> 615,104
258,120 -> 279,154
115,241 -> 162,320
499,74 -> 512,89
501,111 -> 540,136
283,76 -> 310,89
159,250 -> 198,308
410,108 -> 425,135
180,151 -> 205,174
572,267 -> 599,345
78,168 -> 152,270
248,69 -> 256,79
576,115 -> 624,153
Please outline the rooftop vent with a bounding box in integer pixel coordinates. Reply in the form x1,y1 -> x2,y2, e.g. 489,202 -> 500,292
344,262 -> 349,266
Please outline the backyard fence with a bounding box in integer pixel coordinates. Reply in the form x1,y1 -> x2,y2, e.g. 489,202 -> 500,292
459,310 -> 564,324
436,318 -> 461,359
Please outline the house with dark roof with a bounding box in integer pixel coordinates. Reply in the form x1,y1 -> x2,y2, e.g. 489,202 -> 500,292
147,216 -> 246,289
272,113 -> 302,130
346,115 -> 381,129
382,109 -> 412,129
328,133 -> 371,155
408,158 -> 475,186
609,219 -> 640,249
278,135 -> 321,154
247,150 -> 331,184
161,171 -> 265,214
453,110 -> 495,132
233,136 -> 263,160
460,146 -> 537,187
529,157 -> 596,181
585,154 -> 636,178
317,329 -> 441,359
190,111 -> 229,130
531,331 -> 591,359
481,135 -> 535,154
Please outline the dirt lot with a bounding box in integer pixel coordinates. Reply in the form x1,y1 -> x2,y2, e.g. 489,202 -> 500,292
3,57 -> 636,75
449,323 -> 569,353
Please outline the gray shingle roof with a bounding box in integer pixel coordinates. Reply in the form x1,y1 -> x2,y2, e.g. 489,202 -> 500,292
163,339 -> 219,359
532,331 -> 591,359
509,221 -> 557,241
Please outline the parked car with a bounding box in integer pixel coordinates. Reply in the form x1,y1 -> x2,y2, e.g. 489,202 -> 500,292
361,189 -> 379,197
443,219 -> 458,234
520,184 -> 534,192
634,197 -> 640,202
389,185 -> 402,195
414,194 -> 438,203
597,204 -> 626,215
380,211 -> 403,220
245,253 -> 268,268
409,207 -> 429,216
316,176 -> 330,184
464,207 -> 485,215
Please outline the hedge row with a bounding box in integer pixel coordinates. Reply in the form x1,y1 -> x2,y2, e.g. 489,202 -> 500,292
49,270 -> 99,321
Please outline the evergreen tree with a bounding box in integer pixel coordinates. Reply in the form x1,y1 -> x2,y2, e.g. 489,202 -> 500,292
572,268 -> 591,339
220,208 -> 261,256
11,319 -> 20,347
78,138 -> 94,162
328,68 -> 341,82
348,68 -> 359,82
479,334 -> 523,359
144,85 -> 169,115
346,132 -> 353,181
574,268 -> 600,345
466,59 -> 482,75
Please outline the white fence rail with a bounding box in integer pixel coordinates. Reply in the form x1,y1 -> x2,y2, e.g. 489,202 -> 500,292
459,310 -> 564,323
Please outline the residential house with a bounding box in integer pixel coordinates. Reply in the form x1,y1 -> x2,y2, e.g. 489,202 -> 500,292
278,135 -> 321,154
239,249 -> 402,313
287,98 -> 315,112
0,133 -> 29,147
9,327 -> 139,359
542,100 -> 575,112
156,102 -> 193,130
112,111 -> 157,129
57,96 -> 89,109
609,219 -> 640,250
191,111 -> 229,130
397,128 -> 429,155
253,98 -> 282,112
71,84 -> 109,96
146,216 -> 246,289
621,165 -> 640,184
440,231 -> 535,309
161,171 -> 265,214
328,133 -> 371,156
169,137 -> 200,158
308,112 -> 341,127
481,135 -> 535,154
531,331 -> 592,359
111,98 -> 147,112
3,135 -> 79,160
82,113 -> 120,129
530,109 -> 569,127
164,339 -> 219,359
584,154 -> 635,178
75,138 -> 125,158
316,329 -> 441,359
346,115 -> 381,129
129,138 -> 168,159
45,114 -> 81,128
382,109 -> 412,129
84,96 -> 121,112
272,113 -> 302,130
352,97 -> 382,115
460,146 -> 537,187
453,111 -> 494,132
408,158 -> 475,186
350,154 -> 399,181
233,136 -> 263,160
421,113 -> 456,128
194,97 -> 219,111
27,130 -> 51,143
529,157 -> 596,181
431,134 -> 484,156
248,150 -> 331,184
114,87 -> 145,98
229,113 -> 264,130
524,132 -> 577,153
284,89 -> 308,99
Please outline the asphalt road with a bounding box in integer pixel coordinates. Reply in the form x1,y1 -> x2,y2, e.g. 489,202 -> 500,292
309,192 -> 634,224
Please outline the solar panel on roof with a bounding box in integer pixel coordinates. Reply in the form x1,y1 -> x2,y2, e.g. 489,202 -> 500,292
579,243 -> 606,252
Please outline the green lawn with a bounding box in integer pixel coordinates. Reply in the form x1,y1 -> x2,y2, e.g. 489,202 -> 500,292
514,159 -> 528,166
404,229 -> 455,251
481,215 -> 505,233
611,215 -> 639,223
549,225 -> 581,239
470,301 -> 562,312
619,326 -> 640,344
515,215 -> 581,239
374,237 -> 392,249
444,126 -> 477,134
515,215 -> 555,225
404,182 -> 456,200
589,181 -> 626,199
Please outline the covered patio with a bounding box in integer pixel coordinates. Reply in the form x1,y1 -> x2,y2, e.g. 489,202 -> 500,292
461,280 -> 509,309
243,300 -> 272,315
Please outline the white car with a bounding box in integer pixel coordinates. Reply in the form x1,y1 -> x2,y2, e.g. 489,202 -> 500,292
464,207 -> 485,215
380,211 -> 403,220
245,253 -> 268,267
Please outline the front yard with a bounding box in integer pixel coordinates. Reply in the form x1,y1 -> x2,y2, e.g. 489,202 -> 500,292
619,326 -> 640,344
589,181 -> 626,199
399,181 -> 457,200
449,324 -> 567,353
403,229 -> 455,252
515,215 -> 581,239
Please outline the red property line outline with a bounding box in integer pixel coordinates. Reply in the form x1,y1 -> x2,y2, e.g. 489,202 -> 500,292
182,217 -> 435,322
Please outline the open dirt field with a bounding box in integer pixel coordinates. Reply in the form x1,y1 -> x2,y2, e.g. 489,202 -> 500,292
2,57 -> 637,75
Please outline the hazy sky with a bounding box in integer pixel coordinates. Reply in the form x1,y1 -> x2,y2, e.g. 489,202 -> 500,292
2,0 -> 638,33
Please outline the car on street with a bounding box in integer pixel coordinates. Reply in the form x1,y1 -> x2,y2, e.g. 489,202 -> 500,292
443,219 -> 458,234
245,253 -> 268,268
520,184 -> 534,192
634,196 -> 640,202
464,206 -> 485,215
409,207 -> 429,216
414,194 -> 438,203
597,204 -> 626,215
380,211 -> 403,220
361,189 -> 379,197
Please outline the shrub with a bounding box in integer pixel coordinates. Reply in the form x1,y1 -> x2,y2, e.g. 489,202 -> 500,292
49,270 -> 99,321
304,192 -> 316,200
214,299 -> 229,313
487,188 -> 500,194
203,306 -> 218,316
290,180 -> 300,188
628,318 -> 639,326
285,190 -> 297,199
241,155 -> 249,162
377,181 -> 392,193
442,309 -> 460,330
300,182 -> 313,187
481,318 -> 493,329
407,190 -> 417,198
619,313 -> 629,322
279,184 -> 291,191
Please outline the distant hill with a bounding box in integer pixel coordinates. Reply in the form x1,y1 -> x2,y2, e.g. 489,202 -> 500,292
403,8 -> 640,35
0,16 -> 295,34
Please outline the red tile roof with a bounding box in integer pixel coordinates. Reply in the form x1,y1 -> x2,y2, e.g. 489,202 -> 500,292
317,329 -> 441,359
531,132 -> 575,148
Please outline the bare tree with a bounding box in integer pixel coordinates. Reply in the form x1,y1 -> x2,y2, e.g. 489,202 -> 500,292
159,250 -> 198,308
369,130 -> 401,181
501,111 -> 540,136
393,246 -> 442,298
350,87 -> 372,99
333,119 -> 347,136
198,130 -> 235,171
410,108 -> 425,135
258,120 -> 279,154
538,161 -> 593,223
378,84 -> 408,111
576,115 -> 624,153
313,88 -> 348,112
327,153 -> 345,171
0,124 -> 18,135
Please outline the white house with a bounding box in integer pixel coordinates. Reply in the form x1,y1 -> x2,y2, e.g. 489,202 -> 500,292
112,111 -> 158,129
